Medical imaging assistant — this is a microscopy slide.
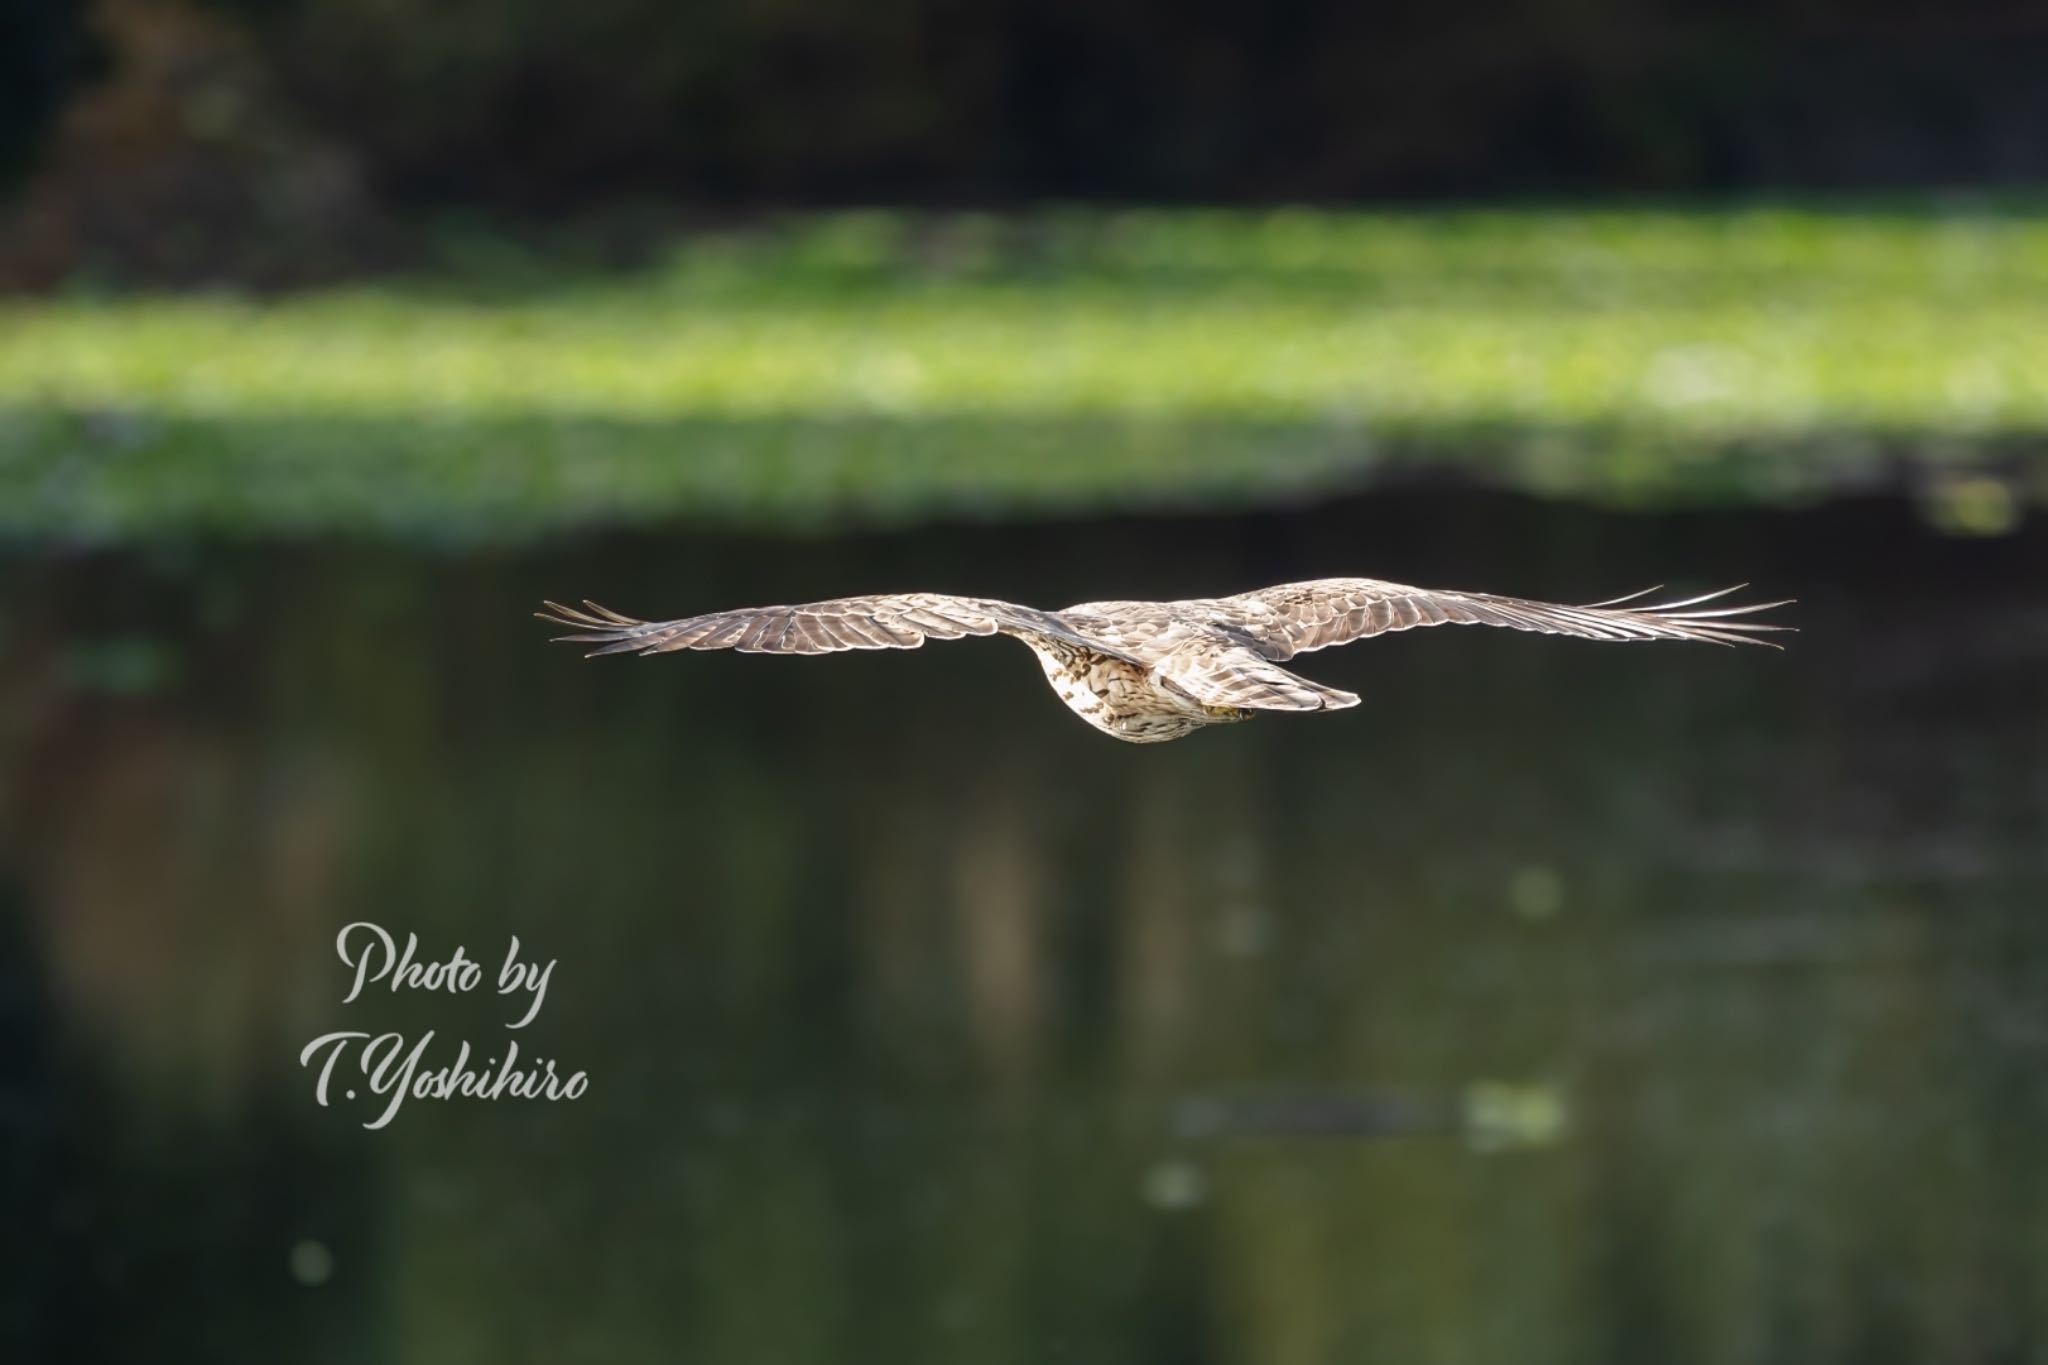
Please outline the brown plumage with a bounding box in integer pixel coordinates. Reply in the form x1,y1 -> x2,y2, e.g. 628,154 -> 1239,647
538,578 -> 1791,744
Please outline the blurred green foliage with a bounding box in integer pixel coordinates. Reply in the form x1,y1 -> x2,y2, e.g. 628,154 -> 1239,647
2,206 -> 2045,539
193,0 -> 2048,206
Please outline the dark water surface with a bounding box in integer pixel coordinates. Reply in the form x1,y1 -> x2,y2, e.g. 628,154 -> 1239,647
3,492 -> 2045,1364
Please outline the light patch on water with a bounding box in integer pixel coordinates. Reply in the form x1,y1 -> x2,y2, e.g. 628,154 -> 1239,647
1142,1159 -> 1208,1211
1920,474 -> 2022,537
1508,864 -> 1565,920
289,1238 -> 334,1287
1216,902 -> 1271,957
1462,1082 -> 1569,1152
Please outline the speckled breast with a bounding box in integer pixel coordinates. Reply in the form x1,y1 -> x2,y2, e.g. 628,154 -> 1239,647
1024,638 -> 1209,743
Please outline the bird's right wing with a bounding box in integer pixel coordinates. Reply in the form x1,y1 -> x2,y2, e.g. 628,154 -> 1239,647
538,593 -> 1123,658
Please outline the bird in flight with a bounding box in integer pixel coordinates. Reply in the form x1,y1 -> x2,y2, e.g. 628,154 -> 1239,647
538,578 -> 1789,744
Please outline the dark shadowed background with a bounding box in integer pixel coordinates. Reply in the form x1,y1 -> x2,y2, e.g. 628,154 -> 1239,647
2,2 -> 2045,1362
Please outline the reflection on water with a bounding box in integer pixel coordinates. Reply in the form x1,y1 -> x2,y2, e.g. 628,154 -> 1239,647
3,492 -> 2046,1363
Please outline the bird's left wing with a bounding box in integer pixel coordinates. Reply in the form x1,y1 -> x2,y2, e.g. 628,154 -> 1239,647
1209,579 -> 1791,661
537,593 -> 1117,657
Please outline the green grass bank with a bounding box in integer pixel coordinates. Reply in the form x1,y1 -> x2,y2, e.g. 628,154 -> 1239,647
4,205 -> 2045,539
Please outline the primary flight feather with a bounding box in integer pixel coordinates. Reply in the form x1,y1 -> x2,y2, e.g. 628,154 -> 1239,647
538,578 -> 1790,744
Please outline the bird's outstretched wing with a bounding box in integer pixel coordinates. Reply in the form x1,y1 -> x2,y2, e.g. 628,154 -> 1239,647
537,593 -> 1120,658
1211,579 -> 1792,660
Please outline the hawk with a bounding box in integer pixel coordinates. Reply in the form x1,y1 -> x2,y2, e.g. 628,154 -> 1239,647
538,578 -> 1788,744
